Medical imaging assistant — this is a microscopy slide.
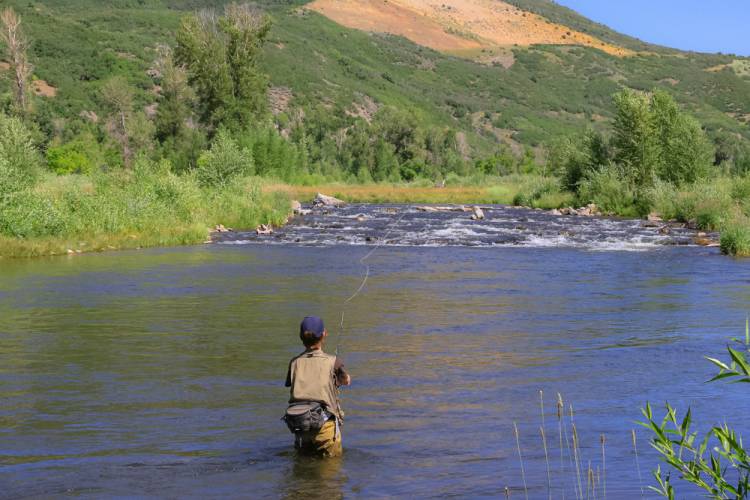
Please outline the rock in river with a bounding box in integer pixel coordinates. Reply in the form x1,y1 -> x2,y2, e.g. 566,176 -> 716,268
313,193 -> 346,207
471,206 -> 485,220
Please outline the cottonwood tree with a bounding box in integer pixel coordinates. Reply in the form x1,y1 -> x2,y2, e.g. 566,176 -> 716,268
151,45 -> 204,171
175,3 -> 271,133
101,76 -> 153,166
152,44 -> 193,142
0,8 -> 33,114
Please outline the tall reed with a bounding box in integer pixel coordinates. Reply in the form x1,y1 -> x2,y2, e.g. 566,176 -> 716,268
513,422 -> 529,500
600,434 -> 607,499
540,426 -> 552,500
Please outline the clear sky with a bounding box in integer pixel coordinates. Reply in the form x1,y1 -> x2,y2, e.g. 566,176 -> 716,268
554,0 -> 750,56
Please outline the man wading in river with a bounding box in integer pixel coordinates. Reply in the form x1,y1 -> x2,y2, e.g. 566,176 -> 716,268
283,316 -> 351,457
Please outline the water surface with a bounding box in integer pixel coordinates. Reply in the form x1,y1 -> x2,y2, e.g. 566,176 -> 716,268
1,205 -> 748,499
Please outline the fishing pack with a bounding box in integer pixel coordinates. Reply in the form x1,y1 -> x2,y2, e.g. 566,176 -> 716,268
282,401 -> 327,434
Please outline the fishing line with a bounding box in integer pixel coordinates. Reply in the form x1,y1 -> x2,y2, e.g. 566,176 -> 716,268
335,208 -> 408,356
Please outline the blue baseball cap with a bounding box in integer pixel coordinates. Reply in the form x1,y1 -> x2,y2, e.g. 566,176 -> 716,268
300,316 -> 325,338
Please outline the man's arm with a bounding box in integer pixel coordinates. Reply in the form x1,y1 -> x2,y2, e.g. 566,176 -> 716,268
285,361 -> 292,387
334,357 -> 351,386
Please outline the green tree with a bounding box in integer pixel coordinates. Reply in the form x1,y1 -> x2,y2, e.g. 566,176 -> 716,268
101,76 -> 136,166
175,3 -> 270,132
650,90 -> 713,184
612,89 -> 659,187
152,45 -> 194,143
0,111 -> 42,196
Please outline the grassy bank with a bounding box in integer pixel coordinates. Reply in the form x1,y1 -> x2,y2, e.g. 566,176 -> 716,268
0,164 -> 290,258
264,175 -> 575,208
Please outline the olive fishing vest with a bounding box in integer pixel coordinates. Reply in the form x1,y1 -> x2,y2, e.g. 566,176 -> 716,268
288,350 -> 343,420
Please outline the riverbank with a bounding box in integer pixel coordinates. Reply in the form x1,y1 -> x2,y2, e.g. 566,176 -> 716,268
0,167 -> 291,259
2,172 -> 744,258
263,175 -> 575,207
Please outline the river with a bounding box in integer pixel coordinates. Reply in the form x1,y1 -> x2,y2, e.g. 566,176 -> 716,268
2,204 -> 750,498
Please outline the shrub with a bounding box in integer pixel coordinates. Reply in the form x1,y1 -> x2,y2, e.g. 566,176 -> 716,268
47,142 -> 95,175
641,180 -> 679,219
643,323 -> 750,497
720,220 -> 750,256
0,191 -> 67,238
0,112 -> 43,196
577,165 -> 636,215
196,129 -> 254,188
511,176 -> 561,207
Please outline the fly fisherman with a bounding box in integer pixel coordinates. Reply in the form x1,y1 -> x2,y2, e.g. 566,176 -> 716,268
283,316 -> 351,457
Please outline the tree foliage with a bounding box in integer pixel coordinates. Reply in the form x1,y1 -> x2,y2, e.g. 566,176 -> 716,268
175,3 -> 270,132
0,111 -> 42,197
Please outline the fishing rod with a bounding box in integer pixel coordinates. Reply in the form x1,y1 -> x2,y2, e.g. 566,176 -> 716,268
335,208 -> 408,356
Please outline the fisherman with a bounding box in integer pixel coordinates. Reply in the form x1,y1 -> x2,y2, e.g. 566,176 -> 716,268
283,316 -> 351,457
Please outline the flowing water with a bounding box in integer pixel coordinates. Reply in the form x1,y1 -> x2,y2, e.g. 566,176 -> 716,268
2,204 -> 749,499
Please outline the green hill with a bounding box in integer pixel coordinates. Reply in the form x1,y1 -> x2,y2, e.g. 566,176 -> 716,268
3,0 -> 750,162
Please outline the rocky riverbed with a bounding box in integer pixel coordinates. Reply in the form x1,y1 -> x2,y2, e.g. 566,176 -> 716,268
215,200 -> 717,252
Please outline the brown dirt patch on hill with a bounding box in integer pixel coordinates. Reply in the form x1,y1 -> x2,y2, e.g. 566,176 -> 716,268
33,79 -> 57,97
307,0 -> 482,52
307,0 -> 632,60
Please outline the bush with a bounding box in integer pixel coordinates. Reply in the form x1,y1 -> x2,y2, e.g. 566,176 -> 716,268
671,180 -> 732,226
0,112 -> 43,196
577,165 -> 636,215
720,220 -> 750,256
47,143 -> 94,175
196,129 -> 254,187
0,190 -> 67,238
511,176 -> 561,207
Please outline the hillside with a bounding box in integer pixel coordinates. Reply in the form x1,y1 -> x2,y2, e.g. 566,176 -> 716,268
1,0 -> 750,159
307,0 -> 632,61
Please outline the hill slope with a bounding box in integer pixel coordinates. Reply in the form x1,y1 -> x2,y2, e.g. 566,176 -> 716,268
1,0 -> 749,160
308,0 -> 632,59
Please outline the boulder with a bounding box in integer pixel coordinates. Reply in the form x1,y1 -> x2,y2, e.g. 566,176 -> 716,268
256,224 -> 273,235
214,224 -> 232,233
585,203 -> 600,216
550,208 -> 562,216
647,212 -> 663,222
415,205 -> 470,213
659,225 -> 671,235
291,200 -> 303,214
470,206 -> 485,220
313,193 -> 345,207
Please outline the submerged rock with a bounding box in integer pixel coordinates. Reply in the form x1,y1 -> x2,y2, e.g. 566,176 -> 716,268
695,236 -> 718,247
313,193 -> 346,207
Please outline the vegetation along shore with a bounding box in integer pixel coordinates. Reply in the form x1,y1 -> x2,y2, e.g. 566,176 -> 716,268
2,1 -> 750,257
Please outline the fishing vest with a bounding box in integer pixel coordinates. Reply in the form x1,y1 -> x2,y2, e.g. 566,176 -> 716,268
288,350 -> 343,421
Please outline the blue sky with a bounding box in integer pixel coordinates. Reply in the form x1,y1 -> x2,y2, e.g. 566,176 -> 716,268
554,0 -> 750,56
